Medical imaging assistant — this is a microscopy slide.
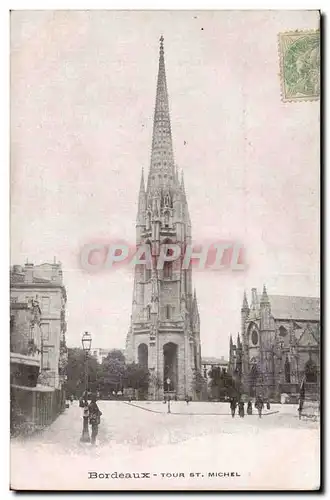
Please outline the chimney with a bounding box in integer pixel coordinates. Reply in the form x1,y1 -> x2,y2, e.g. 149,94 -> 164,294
24,263 -> 34,284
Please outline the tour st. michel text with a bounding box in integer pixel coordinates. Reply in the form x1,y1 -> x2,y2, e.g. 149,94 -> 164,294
88,471 -> 241,479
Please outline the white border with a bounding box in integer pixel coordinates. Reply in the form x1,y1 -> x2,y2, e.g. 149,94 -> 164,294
2,2 -> 327,499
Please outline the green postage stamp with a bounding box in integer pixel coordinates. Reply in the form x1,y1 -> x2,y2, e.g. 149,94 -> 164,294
278,30 -> 320,102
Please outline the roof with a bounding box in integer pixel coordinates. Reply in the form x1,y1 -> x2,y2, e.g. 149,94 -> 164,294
268,295 -> 320,321
10,273 -> 25,284
10,271 -> 52,285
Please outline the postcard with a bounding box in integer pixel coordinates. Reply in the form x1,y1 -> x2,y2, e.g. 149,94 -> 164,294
10,10 -> 320,491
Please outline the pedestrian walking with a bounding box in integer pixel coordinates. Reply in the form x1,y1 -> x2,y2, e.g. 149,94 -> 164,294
298,376 -> 305,420
230,397 -> 237,418
88,395 -> 102,445
298,396 -> 304,420
185,395 -> 190,405
167,395 -> 171,413
266,400 -> 270,410
255,395 -> 264,418
238,401 -> 245,418
247,400 -> 252,415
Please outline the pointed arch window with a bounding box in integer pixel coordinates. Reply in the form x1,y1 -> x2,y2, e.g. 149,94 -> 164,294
164,261 -> 172,279
165,305 -> 171,320
164,211 -> 169,228
146,305 -> 151,321
284,356 -> 291,383
279,326 -> 288,337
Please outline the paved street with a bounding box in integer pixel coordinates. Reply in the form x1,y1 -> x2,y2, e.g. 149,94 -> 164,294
11,401 -> 320,491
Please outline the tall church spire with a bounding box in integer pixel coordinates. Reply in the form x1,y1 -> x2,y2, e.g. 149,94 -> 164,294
148,36 -> 175,190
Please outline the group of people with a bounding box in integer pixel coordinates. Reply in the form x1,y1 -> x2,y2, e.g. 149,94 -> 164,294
230,395 -> 270,419
79,392 -> 102,445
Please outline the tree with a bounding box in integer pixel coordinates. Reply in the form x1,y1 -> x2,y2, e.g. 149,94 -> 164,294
192,369 -> 207,400
65,348 -> 98,397
123,363 -> 149,393
97,349 -> 126,397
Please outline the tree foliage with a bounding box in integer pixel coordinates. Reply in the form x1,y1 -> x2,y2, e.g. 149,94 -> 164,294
123,363 -> 149,391
65,348 -> 149,399
192,368 -> 207,399
65,348 -> 98,397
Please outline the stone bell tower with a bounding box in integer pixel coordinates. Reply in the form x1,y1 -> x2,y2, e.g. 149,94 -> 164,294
125,37 -> 202,400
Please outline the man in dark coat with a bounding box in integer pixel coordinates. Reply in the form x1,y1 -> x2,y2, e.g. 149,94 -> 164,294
230,397 -> 237,418
88,395 -> 102,445
238,400 -> 245,418
255,395 -> 264,418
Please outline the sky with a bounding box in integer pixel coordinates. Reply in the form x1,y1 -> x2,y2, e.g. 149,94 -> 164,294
10,10 -> 320,357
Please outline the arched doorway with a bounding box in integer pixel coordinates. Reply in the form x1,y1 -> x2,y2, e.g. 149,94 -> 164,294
163,342 -> 178,393
138,343 -> 148,370
249,363 -> 258,397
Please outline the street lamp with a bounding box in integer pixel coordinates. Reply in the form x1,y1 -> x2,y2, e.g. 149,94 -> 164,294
82,331 -> 92,352
166,378 -> 171,413
80,331 -> 92,443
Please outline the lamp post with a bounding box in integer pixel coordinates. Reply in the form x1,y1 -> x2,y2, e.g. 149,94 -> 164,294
80,331 -> 92,443
166,378 -> 171,413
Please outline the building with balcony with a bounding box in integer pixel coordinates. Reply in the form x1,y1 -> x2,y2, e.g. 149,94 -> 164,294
10,260 -> 67,389
10,299 -> 42,388
10,260 -> 68,435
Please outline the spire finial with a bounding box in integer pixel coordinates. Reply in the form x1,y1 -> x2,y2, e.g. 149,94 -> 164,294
242,290 -> 249,310
159,36 -> 164,57
147,36 -> 174,190
139,168 -> 145,193
260,284 -> 269,305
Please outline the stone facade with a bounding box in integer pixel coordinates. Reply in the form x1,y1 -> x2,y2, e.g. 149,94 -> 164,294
10,261 -> 68,389
10,299 -> 42,388
228,286 -> 320,401
125,37 -> 202,400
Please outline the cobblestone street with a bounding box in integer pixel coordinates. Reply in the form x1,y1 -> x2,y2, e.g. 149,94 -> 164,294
11,401 -> 320,490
